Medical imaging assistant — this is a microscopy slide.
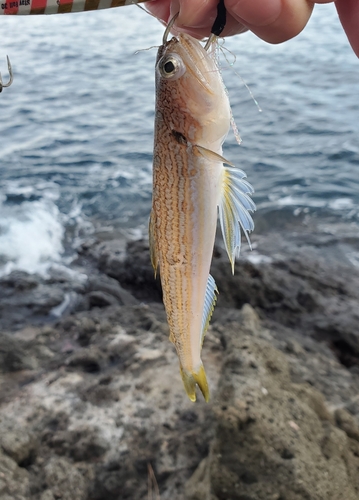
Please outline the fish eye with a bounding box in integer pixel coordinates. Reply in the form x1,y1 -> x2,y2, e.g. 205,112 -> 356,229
157,54 -> 186,80
164,60 -> 175,74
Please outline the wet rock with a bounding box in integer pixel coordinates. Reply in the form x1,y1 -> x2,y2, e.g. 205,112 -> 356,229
1,298 -> 359,500
185,306 -> 359,500
88,290 -> 120,308
97,239 -> 162,302
0,419 -> 37,465
0,278 -> 65,330
0,332 -> 37,372
43,457 -> 87,500
47,425 -> 110,461
39,491 -> 56,500
1,228 -> 359,499
0,271 -> 39,291
77,379 -> 119,405
335,408 -> 359,442
66,347 -> 105,373
87,275 -> 139,306
73,317 -> 98,346
211,247 -> 359,362
27,287 -> 66,314
0,449 -> 30,499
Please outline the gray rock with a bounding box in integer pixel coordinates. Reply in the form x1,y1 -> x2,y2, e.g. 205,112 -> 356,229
87,275 -> 139,306
88,290 -> 120,308
0,227 -> 359,500
0,271 -> 39,291
0,419 -> 37,465
0,279 -> 65,330
0,449 -> 30,499
335,408 -> 359,442
211,247 -> 359,362
185,306 -> 359,500
97,239 -> 162,302
44,457 -> 87,500
39,491 -> 55,500
0,332 -> 37,372
66,346 -> 105,373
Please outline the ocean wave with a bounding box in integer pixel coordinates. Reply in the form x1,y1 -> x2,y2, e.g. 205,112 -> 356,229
0,198 -> 64,277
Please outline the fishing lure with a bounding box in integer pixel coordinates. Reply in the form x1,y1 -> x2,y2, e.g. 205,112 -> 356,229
0,55 -> 13,92
0,0 -> 145,15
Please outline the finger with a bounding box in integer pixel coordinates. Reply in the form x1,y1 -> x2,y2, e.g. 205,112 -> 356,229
146,0 -> 313,42
170,0 -> 222,37
146,0 -> 247,39
226,0 -> 314,43
173,0 -> 249,36
171,10 -> 248,39
335,0 -> 359,57
144,0 -> 170,24
171,0 -> 212,26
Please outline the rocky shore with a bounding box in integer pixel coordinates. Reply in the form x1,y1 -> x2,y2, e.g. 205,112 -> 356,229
1,213 -> 359,500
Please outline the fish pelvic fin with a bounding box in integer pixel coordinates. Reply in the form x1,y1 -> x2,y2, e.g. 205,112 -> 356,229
180,363 -> 210,403
219,165 -> 256,273
193,144 -> 234,166
201,274 -> 218,347
149,210 -> 159,278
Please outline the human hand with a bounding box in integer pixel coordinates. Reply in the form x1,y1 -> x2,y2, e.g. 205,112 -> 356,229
146,0 -> 359,57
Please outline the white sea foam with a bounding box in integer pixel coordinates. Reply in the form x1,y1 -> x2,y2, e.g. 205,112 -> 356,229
246,253 -> 273,265
328,198 -> 354,210
0,199 -> 64,277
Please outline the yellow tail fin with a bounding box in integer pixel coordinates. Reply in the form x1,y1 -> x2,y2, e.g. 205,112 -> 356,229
180,363 -> 210,402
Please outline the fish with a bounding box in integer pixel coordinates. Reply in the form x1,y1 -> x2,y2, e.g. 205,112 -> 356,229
150,27 -> 255,402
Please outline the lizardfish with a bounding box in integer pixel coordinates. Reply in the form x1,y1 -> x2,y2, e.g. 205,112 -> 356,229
149,28 -> 255,402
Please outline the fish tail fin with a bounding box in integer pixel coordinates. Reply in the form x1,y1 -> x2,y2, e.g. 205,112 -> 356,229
180,362 -> 210,403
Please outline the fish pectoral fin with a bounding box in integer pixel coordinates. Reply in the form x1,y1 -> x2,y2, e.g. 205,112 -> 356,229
180,363 -> 210,403
219,166 -> 256,274
192,144 -> 234,166
201,274 -> 218,346
149,210 -> 159,278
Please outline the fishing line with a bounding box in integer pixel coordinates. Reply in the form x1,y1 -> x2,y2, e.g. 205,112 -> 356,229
135,2 -> 166,26
134,46 -> 160,55
204,0 -> 262,114
220,46 -> 262,113
217,40 -> 237,66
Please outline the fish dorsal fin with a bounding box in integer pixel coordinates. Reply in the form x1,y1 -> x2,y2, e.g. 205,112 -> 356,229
148,210 -> 159,278
193,144 -> 234,166
201,274 -> 218,346
219,166 -> 256,273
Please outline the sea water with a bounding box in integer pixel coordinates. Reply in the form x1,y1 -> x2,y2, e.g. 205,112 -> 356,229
0,3 -> 358,276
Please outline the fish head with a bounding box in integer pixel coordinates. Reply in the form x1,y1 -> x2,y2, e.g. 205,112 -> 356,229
155,34 -> 231,148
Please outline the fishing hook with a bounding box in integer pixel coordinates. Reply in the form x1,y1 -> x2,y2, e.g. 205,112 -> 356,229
204,0 -> 226,51
163,12 -> 179,45
163,0 -> 226,51
0,56 -> 14,93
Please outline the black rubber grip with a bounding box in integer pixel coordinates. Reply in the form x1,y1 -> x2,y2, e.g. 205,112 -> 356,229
211,0 -> 226,36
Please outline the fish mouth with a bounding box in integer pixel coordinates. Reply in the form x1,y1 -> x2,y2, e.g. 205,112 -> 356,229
176,33 -> 216,94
